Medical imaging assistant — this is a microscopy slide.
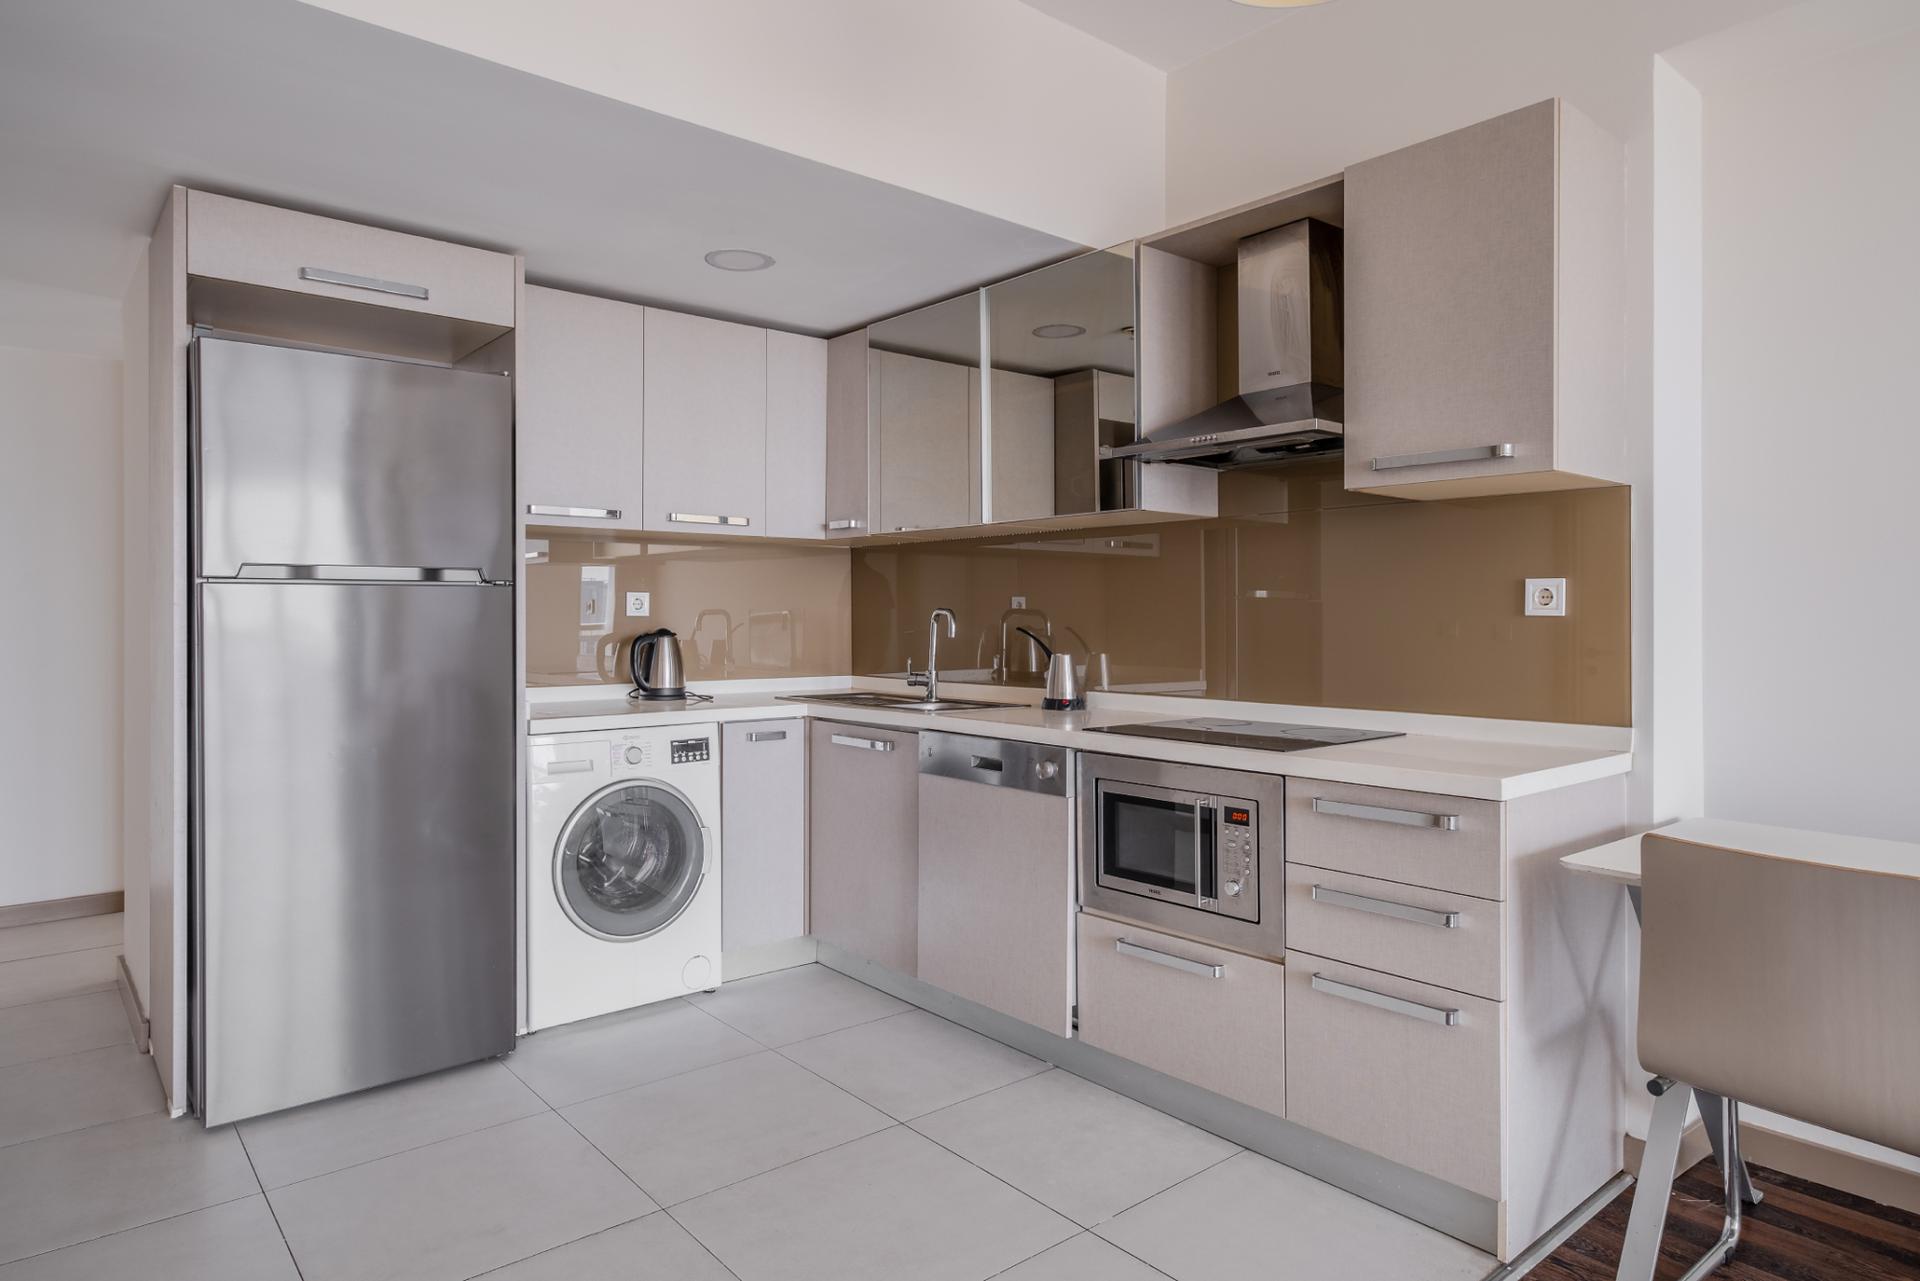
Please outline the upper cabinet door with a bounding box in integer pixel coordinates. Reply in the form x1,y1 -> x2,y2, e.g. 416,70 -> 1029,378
643,309 -> 768,537
518,286 -> 646,531
868,291 -> 981,535
1343,99 -> 1625,498
765,331 -> 829,540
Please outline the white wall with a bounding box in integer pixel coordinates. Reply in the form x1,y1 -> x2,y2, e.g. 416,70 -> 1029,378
0,340 -> 123,907
301,0 -> 1167,249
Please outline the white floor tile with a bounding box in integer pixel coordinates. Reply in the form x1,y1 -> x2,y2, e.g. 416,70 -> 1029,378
0,1042 -> 164,1147
780,1009 -> 1046,1120
672,1125 -> 1075,1281
0,1112 -> 258,1266
507,1000 -> 760,1107
1095,1150 -> 1495,1281
562,1050 -> 892,1206
0,1195 -> 297,1281
0,914 -> 121,965
475,1211 -> 734,1281
0,991 -> 129,1069
911,1069 -> 1238,1227
266,1112 -> 653,1281
0,948 -> 119,1010
687,964 -> 908,1047
994,1232 -> 1173,1281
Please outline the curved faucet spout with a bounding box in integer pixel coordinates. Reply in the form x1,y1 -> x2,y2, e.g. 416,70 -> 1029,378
909,607 -> 960,702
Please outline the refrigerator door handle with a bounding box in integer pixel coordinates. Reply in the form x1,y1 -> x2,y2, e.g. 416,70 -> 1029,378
230,563 -> 495,584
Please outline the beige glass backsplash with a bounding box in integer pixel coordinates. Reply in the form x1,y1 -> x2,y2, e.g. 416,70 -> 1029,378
525,534 -> 852,686
851,462 -> 1631,726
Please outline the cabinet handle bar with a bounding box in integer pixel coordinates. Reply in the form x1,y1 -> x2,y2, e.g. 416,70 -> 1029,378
745,729 -> 788,742
1115,938 -> 1223,979
1311,797 -> 1459,831
527,504 -> 621,520
298,267 -> 429,300
1311,973 -> 1460,1026
825,519 -> 866,531
1310,884 -> 1461,928
1371,443 -> 1515,471
668,512 -> 750,527
829,733 -> 893,752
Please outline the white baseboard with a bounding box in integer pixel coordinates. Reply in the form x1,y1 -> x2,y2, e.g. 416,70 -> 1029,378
722,936 -> 818,980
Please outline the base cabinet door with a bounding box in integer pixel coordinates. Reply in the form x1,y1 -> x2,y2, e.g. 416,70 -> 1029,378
1284,954 -> 1503,1197
808,720 -> 918,974
721,719 -> 807,950
917,767 -> 1072,1036
1076,915 -> 1286,1118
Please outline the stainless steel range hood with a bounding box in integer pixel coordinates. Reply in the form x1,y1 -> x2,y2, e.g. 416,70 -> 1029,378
1108,218 -> 1343,469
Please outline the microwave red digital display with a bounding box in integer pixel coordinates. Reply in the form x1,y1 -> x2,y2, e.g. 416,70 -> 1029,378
1224,807 -> 1252,826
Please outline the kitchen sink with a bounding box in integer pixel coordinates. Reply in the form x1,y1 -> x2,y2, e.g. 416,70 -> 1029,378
778,692 -> 1020,713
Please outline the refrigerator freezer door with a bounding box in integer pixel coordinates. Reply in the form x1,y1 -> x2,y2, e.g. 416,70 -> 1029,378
195,580 -> 515,1125
193,337 -> 515,583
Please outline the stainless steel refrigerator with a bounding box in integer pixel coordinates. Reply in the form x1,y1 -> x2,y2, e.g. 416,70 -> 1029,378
190,335 -> 516,1126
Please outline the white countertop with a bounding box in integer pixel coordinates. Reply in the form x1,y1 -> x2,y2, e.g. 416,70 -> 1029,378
528,678 -> 1633,801
1562,817 -> 1920,886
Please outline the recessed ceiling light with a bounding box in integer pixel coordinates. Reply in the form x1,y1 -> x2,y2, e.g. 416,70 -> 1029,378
1032,323 -> 1086,339
704,248 -> 775,272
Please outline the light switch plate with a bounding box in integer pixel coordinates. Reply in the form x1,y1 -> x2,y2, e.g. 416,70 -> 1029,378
1524,578 -> 1567,616
625,591 -> 651,618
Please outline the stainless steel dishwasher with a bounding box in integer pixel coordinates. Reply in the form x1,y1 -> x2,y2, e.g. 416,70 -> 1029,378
915,732 -> 1075,1036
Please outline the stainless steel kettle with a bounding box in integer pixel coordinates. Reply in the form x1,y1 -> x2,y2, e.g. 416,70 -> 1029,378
629,628 -> 687,700
1016,625 -> 1085,711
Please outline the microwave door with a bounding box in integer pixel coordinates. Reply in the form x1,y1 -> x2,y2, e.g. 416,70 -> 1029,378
1097,781 -> 1205,908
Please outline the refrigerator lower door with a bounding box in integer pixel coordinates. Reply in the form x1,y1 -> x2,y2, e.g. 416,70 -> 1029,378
194,580 -> 515,1126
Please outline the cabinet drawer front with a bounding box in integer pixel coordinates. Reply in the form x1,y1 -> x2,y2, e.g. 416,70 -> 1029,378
1286,780 -> 1504,900
1285,956 -> 1502,1197
186,191 -> 515,326
1076,914 -> 1285,1118
1284,865 -> 1503,1000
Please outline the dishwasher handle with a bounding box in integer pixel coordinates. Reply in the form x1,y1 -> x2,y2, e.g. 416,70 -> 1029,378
919,731 -> 1068,797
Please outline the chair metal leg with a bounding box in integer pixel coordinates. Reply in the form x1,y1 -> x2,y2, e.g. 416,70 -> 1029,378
1698,1089 -> 1763,1206
1616,1080 -> 1745,1281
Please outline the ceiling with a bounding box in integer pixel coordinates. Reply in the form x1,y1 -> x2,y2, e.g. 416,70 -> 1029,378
1016,0 -> 1300,71
0,0 -> 1082,337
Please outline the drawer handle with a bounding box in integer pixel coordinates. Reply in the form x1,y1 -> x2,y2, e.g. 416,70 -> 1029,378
542,759 -> 594,775
826,518 -> 867,532
1115,938 -> 1223,980
668,512 -> 750,527
1310,973 -> 1459,1026
298,266 -> 429,300
1370,443 -> 1515,471
1311,797 -> 1459,831
829,733 -> 893,753
968,755 -> 1003,772
1311,884 -> 1461,929
527,504 -> 621,520
746,729 -> 788,742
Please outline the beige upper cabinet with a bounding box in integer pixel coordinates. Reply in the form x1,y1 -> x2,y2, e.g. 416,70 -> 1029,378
765,330 -> 829,540
186,190 -> 515,328
643,309 -> 767,537
872,348 -> 974,534
518,286 -> 646,531
1343,99 -> 1626,498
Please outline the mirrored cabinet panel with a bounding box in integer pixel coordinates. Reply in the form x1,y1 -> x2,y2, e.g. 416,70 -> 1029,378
867,292 -> 983,535
984,246 -> 1136,522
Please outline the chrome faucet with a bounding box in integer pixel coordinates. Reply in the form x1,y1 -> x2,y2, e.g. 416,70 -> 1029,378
907,607 -> 957,703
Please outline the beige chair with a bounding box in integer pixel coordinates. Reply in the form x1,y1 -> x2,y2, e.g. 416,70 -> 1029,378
1618,826 -> 1920,1281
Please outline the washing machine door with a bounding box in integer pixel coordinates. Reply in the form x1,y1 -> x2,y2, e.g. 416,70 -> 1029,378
554,781 -> 707,941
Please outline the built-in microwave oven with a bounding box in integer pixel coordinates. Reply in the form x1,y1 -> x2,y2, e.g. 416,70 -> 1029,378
1077,753 -> 1286,959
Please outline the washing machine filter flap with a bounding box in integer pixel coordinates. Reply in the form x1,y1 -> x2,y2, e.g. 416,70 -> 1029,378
556,782 -> 706,941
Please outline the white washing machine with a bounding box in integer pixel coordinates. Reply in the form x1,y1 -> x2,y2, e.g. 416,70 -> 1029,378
526,725 -> 722,1031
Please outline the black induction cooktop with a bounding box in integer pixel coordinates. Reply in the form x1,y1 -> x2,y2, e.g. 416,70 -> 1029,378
1084,716 -> 1403,753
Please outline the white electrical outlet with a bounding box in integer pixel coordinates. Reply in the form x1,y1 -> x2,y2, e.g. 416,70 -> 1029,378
625,591 -> 651,618
1524,578 -> 1567,617
1011,595 -> 1028,610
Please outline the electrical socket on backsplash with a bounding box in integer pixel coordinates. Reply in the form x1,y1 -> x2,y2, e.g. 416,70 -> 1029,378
1524,578 -> 1568,617
1011,595 -> 1027,610
625,591 -> 651,618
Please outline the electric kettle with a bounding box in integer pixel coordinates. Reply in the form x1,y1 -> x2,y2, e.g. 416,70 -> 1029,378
628,628 -> 688,700
1016,625 -> 1086,712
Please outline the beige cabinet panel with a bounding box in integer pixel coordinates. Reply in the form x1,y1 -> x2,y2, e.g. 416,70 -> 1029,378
186,190 -> 515,327
1285,779 -> 1504,900
1344,100 -> 1625,498
824,331 -> 875,537
1285,954 -> 1503,1197
721,720 -> 807,950
1077,914 -> 1287,1118
643,309 -> 767,537
980,368 -> 1056,524
874,350 -> 971,534
518,286 -> 645,531
807,720 -> 918,974
1283,863 -> 1503,1001
766,331 -> 829,540
917,772 -> 1073,1036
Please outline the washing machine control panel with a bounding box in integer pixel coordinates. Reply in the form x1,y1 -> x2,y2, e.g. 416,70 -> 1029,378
670,737 -> 711,764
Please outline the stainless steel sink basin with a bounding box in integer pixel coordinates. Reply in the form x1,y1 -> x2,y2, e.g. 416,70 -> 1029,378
778,692 -> 1019,714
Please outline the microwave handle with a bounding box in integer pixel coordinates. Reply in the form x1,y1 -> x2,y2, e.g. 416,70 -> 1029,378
1195,797 -> 1218,904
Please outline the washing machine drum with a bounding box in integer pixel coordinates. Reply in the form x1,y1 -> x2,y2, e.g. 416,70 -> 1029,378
555,782 -> 707,941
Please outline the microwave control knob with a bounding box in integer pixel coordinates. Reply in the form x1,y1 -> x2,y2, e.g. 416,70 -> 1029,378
1223,880 -> 1243,898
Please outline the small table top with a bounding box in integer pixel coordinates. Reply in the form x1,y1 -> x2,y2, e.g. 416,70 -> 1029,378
1561,817 -> 1920,887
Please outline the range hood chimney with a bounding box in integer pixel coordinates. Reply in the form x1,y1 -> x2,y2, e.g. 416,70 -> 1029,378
1108,218 -> 1343,469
